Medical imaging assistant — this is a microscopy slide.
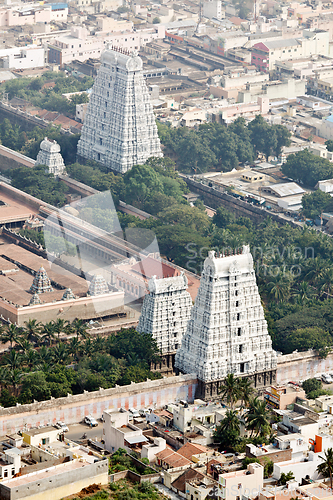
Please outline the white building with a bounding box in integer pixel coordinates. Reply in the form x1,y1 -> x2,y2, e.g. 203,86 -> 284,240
219,463 -> 264,500
0,46 -> 45,70
175,246 -> 277,399
202,0 -> 223,20
137,273 -> 193,371
141,437 -> 166,463
103,410 -> 148,454
35,138 -> 65,176
77,46 -> 162,173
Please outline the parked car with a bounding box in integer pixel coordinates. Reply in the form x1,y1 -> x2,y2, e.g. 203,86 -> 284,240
322,374 -> 333,384
84,415 -> 98,427
55,422 -> 69,432
129,408 -> 140,418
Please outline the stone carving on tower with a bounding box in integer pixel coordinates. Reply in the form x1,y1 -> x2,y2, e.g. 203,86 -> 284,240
137,272 -> 193,374
35,137 -> 65,176
29,266 -> 53,294
175,246 -> 277,398
77,46 -> 162,173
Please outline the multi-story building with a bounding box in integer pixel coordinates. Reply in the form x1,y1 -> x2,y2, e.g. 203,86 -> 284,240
48,25 -> 165,67
251,29 -> 330,72
175,246 -> 277,400
0,2 -> 68,27
218,463 -> 264,500
0,46 -> 46,70
202,0 -> 224,20
77,46 -> 162,173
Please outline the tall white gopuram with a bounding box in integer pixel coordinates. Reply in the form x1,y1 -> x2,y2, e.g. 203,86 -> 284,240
35,137 -> 65,176
137,273 -> 193,374
77,46 -> 162,173
175,246 -> 277,399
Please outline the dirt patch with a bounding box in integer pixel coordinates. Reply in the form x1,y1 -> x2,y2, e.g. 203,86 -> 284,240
77,484 -> 102,497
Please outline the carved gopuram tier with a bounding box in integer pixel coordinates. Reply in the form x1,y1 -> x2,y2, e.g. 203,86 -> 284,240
175,246 -> 277,400
137,273 -> 193,375
35,137 -> 65,176
77,46 -> 162,173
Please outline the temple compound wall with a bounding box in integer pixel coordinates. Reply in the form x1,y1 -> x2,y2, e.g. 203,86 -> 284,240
0,374 -> 198,435
276,349 -> 333,385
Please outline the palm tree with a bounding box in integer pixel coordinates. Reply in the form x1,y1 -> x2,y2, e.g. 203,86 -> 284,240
238,377 -> 254,412
317,448 -> 333,489
41,322 -> 56,346
23,319 -> 41,344
2,350 -> 22,371
23,349 -> 40,371
53,319 -> 66,341
319,268 -> 333,298
217,409 -> 240,437
219,373 -> 241,409
291,281 -> 315,304
67,337 -> 82,362
1,324 -> 24,348
51,342 -> 69,365
16,338 -> 32,354
246,397 -> 270,437
38,346 -> 53,365
266,276 -> 291,303
0,366 -> 9,393
8,368 -> 22,397
71,318 -> 89,340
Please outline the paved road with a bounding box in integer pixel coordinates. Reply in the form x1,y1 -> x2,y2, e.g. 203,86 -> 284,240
156,483 -> 183,500
66,422 -> 103,443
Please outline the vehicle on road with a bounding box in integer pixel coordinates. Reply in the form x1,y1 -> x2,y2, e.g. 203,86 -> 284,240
55,422 -> 69,432
322,374 -> 333,384
84,415 -> 98,427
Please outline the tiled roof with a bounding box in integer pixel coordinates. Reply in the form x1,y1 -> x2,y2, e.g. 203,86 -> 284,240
155,448 -> 192,468
178,442 -> 210,460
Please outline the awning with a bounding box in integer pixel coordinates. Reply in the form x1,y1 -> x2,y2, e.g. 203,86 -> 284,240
124,435 -> 149,445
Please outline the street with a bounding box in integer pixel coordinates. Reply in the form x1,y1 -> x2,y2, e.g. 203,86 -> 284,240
66,422 -> 103,443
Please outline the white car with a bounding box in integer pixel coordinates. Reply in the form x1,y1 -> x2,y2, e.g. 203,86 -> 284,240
55,422 -> 69,432
322,374 -> 333,384
84,415 -> 98,427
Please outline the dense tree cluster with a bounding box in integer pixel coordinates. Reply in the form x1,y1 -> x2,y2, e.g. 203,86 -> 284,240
158,116 -> 290,173
282,149 -> 333,187
302,190 -> 333,219
0,119 -> 79,164
9,165 -> 68,207
0,321 -> 161,408
302,377 -> 332,399
3,72 -> 92,118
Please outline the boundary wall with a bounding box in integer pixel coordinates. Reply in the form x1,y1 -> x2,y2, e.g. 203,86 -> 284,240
277,349 -> 333,385
0,374 -> 198,435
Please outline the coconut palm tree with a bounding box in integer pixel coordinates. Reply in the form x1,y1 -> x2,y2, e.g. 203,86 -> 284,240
51,342 -> 69,365
291,281 -> 315,304
317,448 -> 333,489
218,373 -> 241,409
67,337 -> 82,362
8,368 -> 22,397
2,350 -> 22,371
319,268 -> 333,299
1,324 -> 24,348
71,319 -> 89,341
16,338 -> 32,354
53,319 -> 66,341
0,366 -> 9,393
23,319 -> 41,345
41,322 -> 56,346
23,349 -> 40,371
266,276 -> 291,303
238,377 -> 254,412
246,397 -> 270,437
218,409 -> 240,434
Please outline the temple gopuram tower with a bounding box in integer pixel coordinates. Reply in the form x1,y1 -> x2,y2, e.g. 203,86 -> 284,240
35,138 -> 65,176
175,246 -> 277,400
77,46 -> 162,173
29,267 -> 53,294
137,273 -> 193,375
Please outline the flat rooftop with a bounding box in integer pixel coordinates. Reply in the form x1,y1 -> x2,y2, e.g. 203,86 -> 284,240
2,460 -> 87,489
0,237 -> 88,306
